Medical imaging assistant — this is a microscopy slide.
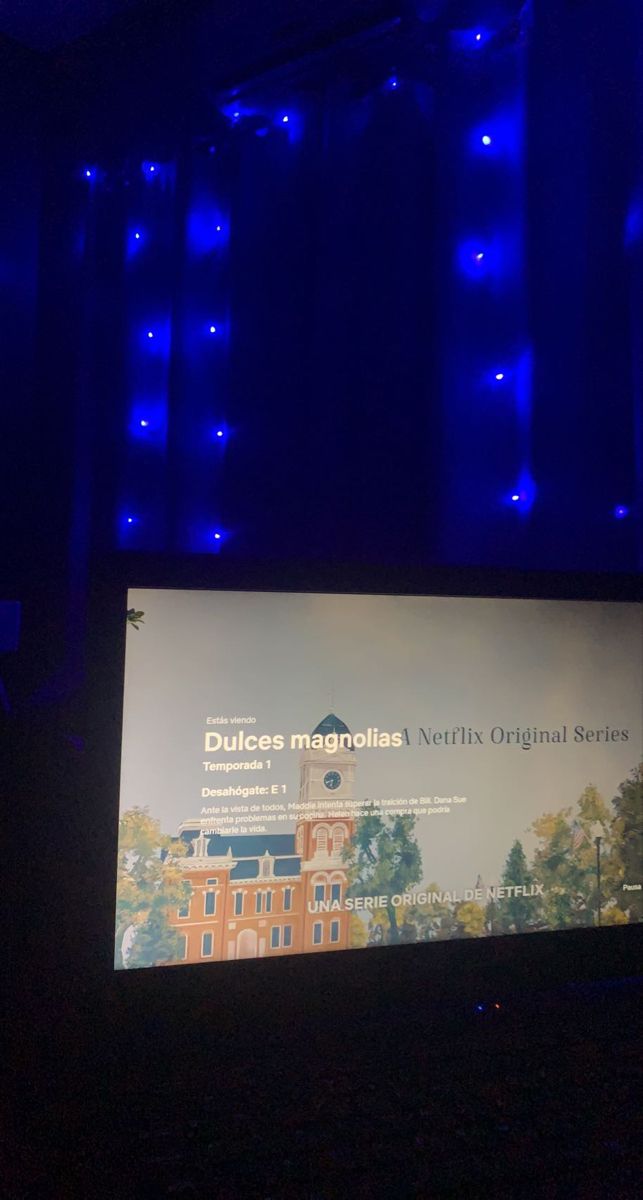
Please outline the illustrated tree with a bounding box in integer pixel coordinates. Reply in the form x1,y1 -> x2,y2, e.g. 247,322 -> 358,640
344,806 -> 422,944
454,901 -> 486,938
406,884 -> 458,942
496,840 -> 538,933
349,913 -> 369,949
610,763 -> 643,922
529,784 -> 625,929
115,807 -> 192,968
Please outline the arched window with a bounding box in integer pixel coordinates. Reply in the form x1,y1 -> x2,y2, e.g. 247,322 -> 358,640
331,824 -> 346,855
315,826 -> 328,855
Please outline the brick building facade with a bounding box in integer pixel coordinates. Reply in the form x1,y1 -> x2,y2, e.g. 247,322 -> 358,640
170,715 -> 357,962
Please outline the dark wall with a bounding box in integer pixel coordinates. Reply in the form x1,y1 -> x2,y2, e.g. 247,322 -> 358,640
3,0 -> 641,724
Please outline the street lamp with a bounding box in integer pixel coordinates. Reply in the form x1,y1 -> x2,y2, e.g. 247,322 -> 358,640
590,821 -> 604,926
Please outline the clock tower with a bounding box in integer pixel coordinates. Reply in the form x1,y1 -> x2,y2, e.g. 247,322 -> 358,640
295,714 -> 357,952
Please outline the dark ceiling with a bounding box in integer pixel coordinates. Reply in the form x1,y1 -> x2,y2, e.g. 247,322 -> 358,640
0,0 -> 155,51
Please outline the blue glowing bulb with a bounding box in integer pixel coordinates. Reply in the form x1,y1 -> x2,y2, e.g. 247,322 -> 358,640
134,231 -> 141,240
209,325 -> 217,334
213,531 -> 222,540
495,372 -> 505,381
85,168 -> 93,179
126,516 -> 135,524
482,135 -> 492,146
511,493 -> 520,503
216,224 -> 221,232
216,429 -> 224,438
388,76 -> 398,90
475,33 -> 482,42
149,164 -> 156,173
281,114 -> 289,124
140,419 -> 149,428
614,505 -> 629,519
147,330 -> 154,339
474,251 -> 485,262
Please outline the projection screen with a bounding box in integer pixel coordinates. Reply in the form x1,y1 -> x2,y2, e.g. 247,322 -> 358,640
115,589 -> 643,969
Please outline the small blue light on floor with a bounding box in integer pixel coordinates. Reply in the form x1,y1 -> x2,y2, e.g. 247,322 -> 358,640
126,516 -> 136,525
216,225 -> 221,232
281,114 -> 289,124
84,168 -> 93,179
216,429 -> 224,438
511,493 -> 521,503
147,330 -> 154,339
134,232 -> 141,240
614,505 -> 629,519
388,76 -> 398,90
140,419 -> 149,428
142,161 -> 159,179
213,532 -> 222,540
495,372 -> 505,381
476,1004 -> 485,1012
209,325 -> 217,334
482,135 -> 492,146
475,33 -> 482,42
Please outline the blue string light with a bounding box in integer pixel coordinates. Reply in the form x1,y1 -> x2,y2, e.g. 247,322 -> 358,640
614,505 -> 629,519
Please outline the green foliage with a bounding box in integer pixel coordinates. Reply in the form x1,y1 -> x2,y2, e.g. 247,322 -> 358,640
127,608 -> 145,630
344,805 -> 422,943
115,807 -> 191,968
126,901 -> 187,970
611,763 -> 643,921
406,885 -> 458,942
349,913 -> 368,949
498,840 -> 538,933
454,901 -> 486,937
529,779 -> 639,930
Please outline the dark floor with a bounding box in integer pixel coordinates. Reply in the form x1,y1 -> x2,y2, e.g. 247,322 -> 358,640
10,978 -> 643,1199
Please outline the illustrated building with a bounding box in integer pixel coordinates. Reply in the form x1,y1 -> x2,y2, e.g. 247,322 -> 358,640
170,714 -> 357,962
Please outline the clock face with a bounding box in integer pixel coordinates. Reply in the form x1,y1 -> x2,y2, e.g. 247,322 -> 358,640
323,770 -> 342,791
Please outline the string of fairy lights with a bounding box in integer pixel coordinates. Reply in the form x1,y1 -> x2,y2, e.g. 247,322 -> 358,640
80,17 -> 631,552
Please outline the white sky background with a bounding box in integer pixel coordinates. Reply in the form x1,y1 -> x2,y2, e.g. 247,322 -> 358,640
119,590 -> 642,892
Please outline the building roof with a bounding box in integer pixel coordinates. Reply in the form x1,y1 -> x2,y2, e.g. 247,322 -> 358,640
179,829 -> 300,880
181,831 -> 296,856
311,712 -> 352,740
230,856 -> 301,880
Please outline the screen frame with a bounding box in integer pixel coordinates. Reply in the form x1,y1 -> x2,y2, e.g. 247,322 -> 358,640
88,553 -> 643,1005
